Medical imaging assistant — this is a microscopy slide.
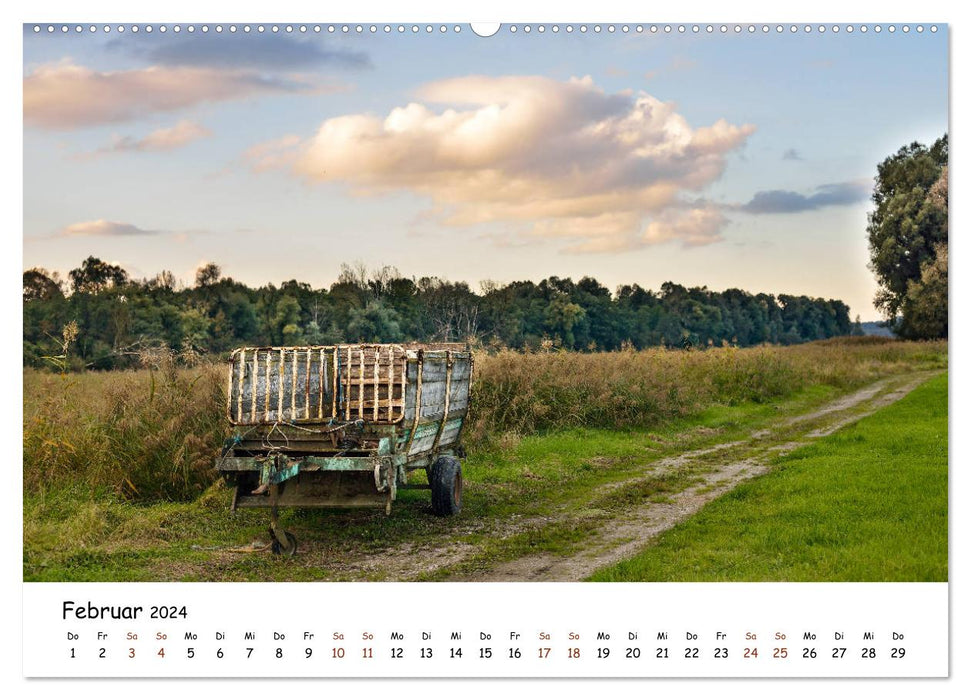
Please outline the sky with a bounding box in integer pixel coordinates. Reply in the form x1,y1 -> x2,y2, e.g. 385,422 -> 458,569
22,23 -> 948,319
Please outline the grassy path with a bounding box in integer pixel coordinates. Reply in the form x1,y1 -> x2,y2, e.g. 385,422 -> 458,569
442,370 -> 942,581
589,372 -> 947,582
24,370 -> 944,582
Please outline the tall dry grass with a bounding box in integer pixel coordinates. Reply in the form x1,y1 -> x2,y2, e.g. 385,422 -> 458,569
466,338 -> 947,441
23,338 -> 946,502
23,360 -> 225,501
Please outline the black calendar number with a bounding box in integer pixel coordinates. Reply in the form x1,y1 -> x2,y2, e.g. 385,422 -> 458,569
216,648 -> 224,659
891,647 -> 906,659
597,647 -> 610,659
391,647 -> 403,658
832,647 -> 846,658
451,648 -> 463,658
625,647 -> 640,659
99,648 -> 106,659
685,647 -> 699,659
656,647 -> 668,658
508,648 -> 520,659
480,648 -> 492,659
187,647 -> 195,659
802,648 -> 817,659
246,648 -> 253,658
421,648 -> 433,659
714,648 -> 728,658
861,647 -> 876,658
275,648 -> 283,658
305,648 -> 313,658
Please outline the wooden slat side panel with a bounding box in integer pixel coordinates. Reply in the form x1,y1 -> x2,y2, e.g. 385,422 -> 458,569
229,344 -> 467,427
230,347 -> 338,425
337,345 -> 407,425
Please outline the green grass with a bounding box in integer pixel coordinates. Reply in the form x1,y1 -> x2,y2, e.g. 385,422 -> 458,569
22,340 -> 949,582
24,381 -> 861,582
589,373 -> 948,582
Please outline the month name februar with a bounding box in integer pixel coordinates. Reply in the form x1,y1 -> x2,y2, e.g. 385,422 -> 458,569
62,601 -> 144,620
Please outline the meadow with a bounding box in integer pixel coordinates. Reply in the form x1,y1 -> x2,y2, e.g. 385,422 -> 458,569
22,338 -> 947,581
589,372 -> 948,582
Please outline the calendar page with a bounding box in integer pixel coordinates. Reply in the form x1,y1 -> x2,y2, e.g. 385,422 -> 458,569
17,0 -> 958,695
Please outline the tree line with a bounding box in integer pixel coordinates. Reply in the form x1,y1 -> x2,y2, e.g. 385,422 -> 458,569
23,259 -> 858,371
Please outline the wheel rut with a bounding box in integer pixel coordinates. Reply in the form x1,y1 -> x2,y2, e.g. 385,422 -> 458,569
450,371 -> 939,582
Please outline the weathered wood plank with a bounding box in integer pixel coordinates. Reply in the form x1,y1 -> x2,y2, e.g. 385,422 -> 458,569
407,424 -> 464,455
406,361 -> 471,383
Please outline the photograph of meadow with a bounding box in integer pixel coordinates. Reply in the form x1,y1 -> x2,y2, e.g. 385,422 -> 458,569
23,23 -> 947,582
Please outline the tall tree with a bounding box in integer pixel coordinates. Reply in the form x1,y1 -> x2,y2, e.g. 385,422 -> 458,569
194,262 -> 222,288
867,135 -> 948,330
68,256 -> 129,295
23,268 -> 64,302
898,166 -> 948,339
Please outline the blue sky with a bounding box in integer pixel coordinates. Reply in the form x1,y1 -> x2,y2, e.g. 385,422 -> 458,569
23,24 -> 948,319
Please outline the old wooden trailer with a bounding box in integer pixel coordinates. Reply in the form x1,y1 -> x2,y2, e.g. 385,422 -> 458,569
216,343 -> 472,555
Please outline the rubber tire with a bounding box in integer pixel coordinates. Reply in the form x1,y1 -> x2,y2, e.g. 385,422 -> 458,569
429,456 -> 462,516
271,531 -> 298,556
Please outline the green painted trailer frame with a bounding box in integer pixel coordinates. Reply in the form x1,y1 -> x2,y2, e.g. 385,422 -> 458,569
215,343 -> 472,555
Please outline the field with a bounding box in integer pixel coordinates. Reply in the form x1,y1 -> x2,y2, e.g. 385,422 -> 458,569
22,338 -> 947,582
590,372 -> 948,582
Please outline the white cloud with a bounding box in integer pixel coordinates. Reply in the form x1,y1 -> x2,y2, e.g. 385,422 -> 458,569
248,75 -> 754,252
62,219 -> 161,237
243,135 -> 302,172
95,120 -> 212,154
24,60 -> 317,129
642,209 -> 727,248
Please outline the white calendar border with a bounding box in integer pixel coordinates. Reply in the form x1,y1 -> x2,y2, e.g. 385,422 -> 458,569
6,0 -> 964,696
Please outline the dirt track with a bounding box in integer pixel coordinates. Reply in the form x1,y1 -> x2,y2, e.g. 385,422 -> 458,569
193,371 -> 938,582
458,371 -> 938,581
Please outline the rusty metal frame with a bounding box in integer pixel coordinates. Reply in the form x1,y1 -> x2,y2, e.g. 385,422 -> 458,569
357,347 -> 365,419
403,349 -> 424,454
250,350 -> 258,423
290,349 -> 298,420
263,349 -> 271,423
235,349 -> 245,422
372,348 -> 379,423
318,348 -> 326,420
431,350 -> 454,453
276,350 -> 284,421
332,347 -> 338,418
398,350 -> 406,423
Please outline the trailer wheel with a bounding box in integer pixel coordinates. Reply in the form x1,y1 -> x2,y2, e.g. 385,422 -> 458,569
270,530 -> 298,556
429,456 -> 462,516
